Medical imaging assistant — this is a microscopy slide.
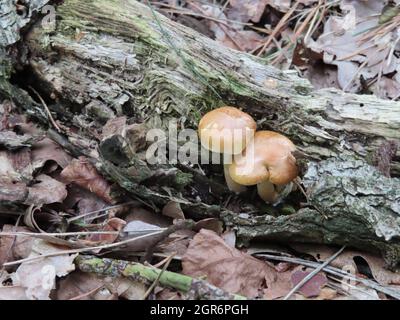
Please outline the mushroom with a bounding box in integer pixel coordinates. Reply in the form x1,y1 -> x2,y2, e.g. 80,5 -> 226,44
228,130 -> 298,203
198,106 -> 257,193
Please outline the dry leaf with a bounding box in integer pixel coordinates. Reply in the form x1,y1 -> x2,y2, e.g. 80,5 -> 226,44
156,288 -> 183,300
31,138 -> 72,171
194,218 -> 223,235
88,217 -> 126,244
25,174 -> 67,205
162,201 -> 185,220
157,229 -> 195,256
104,276 -> 147,300
228,0 -> 269,23
264,269 -> 292,300
3,240 -> 77,300
316,287 -> 337,300
61,156 -> 114,203
0,149 -> 32,184
305,0 -> 400,96
291,269 -> 327,298
0,181 -> 28,202
55,272 -> 111,300
182,229 -> 274,297
0,225 -> 34,265
0,286 -> 28,300
125,207 -> 171,227
292,244 -> 400,286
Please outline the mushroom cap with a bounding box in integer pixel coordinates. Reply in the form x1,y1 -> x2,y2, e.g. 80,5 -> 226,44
229,130 -> 298,186
198,106 -> 256,155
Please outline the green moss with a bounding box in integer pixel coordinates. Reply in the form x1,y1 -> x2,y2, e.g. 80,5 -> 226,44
0,50 -> 12,80
175,171 -> 193,188
57,0 -> 166,53
294,85 -> 311,95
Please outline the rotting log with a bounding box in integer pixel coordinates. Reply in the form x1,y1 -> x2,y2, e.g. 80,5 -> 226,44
1,0 -> 400,266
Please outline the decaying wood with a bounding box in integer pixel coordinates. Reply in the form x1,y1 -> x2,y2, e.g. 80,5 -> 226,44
1,0 -> 400,266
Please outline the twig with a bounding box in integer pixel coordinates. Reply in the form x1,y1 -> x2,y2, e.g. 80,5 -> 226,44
28,86 -> 61,132
76,255 -> 246,300
67,201 -> 139,223
283,245 -> 346,300
141,252 -> 176,300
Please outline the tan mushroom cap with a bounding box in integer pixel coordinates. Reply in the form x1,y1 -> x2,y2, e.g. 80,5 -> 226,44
198,106 -> 256,155
229,130 -> 298,186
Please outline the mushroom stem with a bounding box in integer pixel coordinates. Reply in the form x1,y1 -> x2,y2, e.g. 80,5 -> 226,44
257,180 -> 278,203
224,165 -> 246,194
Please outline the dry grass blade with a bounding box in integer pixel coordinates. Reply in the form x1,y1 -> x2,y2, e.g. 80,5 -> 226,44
67,201 -> 138,223
255,0 -> 301,57
0,231 -> 120,237
2,230 -> 165,267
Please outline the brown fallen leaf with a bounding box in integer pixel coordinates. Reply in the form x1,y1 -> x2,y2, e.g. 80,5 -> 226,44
25,174 -> 68,205
3,240 -> 77,300
264,269 -> 293,300
104,276 -> 147,300
0,225 -> 35,266
61,156 -> 114,203
0,181 -> 28,202
194,218 -> 223,235
162,201 -> 185,220
156,288 -> 183,300
182,229 -> 274,297
55,272 -> 111,300
63,185 -> 108,223
0,285 -> 28,300
157,229 -> 195,256
316,287 -> 337,300
88,217 -> 126,244
291,269 -> 328,298
31,138 -> 72,171
125,207 -> 171,227
228,0 -> 269,23
0,149 -> 32,184
221,229 -> 236,248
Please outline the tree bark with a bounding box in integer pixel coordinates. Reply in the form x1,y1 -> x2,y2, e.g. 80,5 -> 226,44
1,0 -> 400,266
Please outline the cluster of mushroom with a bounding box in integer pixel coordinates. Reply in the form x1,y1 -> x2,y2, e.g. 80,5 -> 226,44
198,106 -> 298,204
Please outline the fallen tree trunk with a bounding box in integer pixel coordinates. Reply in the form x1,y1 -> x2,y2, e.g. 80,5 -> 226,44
1,0 -> 400,266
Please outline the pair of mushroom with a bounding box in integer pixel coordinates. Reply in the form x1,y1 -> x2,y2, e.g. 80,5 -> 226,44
198,106 -> 298,203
